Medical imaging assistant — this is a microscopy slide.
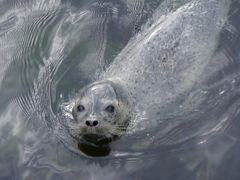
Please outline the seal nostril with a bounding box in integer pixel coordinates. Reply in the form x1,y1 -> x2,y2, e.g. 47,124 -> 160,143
86,120 -> 90,126
93,120 -> 98,126
85,120 -> 98,127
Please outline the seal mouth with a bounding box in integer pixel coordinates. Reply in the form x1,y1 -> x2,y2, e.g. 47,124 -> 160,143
76,133 -> 116,157
82,134 -> 114,146
78,133 -> 119,157
78,141 -> 111,157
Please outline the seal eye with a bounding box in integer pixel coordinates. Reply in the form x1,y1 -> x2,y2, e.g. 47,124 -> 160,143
77,105 -> 85,112
105,105 -> 115,113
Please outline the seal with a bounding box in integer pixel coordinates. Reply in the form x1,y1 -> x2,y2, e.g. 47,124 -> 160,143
70,80 -> 131,146
70,0 -> 230,149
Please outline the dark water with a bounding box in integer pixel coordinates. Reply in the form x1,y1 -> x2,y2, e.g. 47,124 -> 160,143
0,0 -> 240,179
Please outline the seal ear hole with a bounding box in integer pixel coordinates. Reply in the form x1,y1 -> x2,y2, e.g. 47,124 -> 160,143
77,105 -> 85,112
105,105 -> 115,113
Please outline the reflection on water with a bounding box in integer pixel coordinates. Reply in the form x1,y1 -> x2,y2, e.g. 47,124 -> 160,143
0,0 -> 240,179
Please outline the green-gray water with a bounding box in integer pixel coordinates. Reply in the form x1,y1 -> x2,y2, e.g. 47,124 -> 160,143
0,0 -> 240,179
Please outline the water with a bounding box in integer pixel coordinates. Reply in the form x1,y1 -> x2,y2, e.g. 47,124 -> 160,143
0,0 -> 240,179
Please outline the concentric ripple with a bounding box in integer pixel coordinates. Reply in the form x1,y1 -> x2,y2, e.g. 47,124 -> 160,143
0,0 -> 240,180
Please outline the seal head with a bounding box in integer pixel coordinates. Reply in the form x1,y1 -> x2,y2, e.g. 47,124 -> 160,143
71,80 -> 130,146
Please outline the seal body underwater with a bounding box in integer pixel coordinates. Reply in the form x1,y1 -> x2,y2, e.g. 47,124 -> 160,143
70,0 -> 231,146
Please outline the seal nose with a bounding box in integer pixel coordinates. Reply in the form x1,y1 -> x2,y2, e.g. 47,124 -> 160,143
85,120 -> 99,127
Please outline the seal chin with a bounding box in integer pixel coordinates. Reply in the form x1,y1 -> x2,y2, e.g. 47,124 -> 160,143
81,133 -> 116,146
78,141 -> 111,157
77,133 -> 119,157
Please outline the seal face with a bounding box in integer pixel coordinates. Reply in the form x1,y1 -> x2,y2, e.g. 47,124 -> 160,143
70,80 -> 130,145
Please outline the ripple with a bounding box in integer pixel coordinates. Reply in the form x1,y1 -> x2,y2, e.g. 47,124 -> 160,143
1,0 -> 240,179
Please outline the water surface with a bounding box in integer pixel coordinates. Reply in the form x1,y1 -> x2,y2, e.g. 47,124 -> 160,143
0,0 -> 240,179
